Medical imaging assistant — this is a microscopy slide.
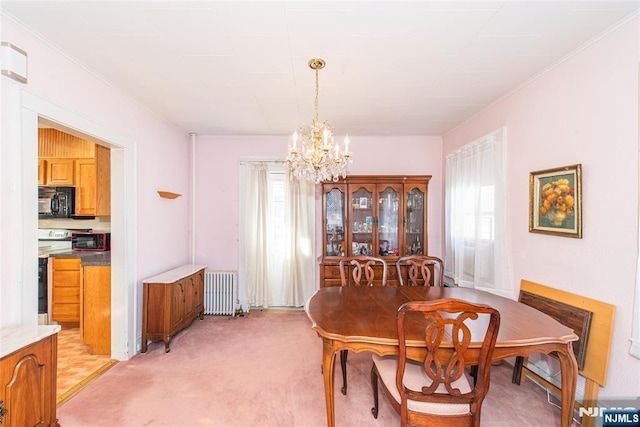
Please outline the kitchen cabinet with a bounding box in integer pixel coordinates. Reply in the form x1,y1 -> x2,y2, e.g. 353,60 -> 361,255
74,145 -> 110,216
38,129 -> 111,217
320,175 -> 430,287
38,159 -> 45,185
0,329 -> 59,427
74,158 -> 96,216
49,256 -> 111,355
41,158 -> 75,186
141,265 -> 206,353
50,257 -> 81,325
82,265 -> 111,355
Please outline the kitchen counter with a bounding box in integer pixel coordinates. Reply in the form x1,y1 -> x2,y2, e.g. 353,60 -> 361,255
49,251 -> 111,266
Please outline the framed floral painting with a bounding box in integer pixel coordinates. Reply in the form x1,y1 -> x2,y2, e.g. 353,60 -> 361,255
529,164 -> 582,238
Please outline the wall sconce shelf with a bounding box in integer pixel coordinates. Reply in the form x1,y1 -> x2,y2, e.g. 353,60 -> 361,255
157,191 -> 181,199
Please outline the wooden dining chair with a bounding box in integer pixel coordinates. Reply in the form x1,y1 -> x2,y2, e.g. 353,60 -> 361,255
337,255 -> 388,395
396,255 -> 444,287
371,298 -> 501,427
339,255 -> 388,287
396,256 -> 483,385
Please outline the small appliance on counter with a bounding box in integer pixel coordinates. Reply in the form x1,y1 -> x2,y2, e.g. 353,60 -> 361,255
38,186 -> 75,219
37,228 -> 75,256
71,232 -> 110,251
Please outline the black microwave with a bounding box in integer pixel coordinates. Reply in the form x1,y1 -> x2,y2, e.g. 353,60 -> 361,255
72,232 -> 110,251
38,186 -> 75,219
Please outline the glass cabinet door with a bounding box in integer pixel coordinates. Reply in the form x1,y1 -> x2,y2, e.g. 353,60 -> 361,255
377,185 -> 400,256
405,186 -> 425,254
324,187 -> 345,256
349,186 -> 374,256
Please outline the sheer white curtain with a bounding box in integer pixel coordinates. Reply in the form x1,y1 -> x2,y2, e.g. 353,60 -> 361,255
239,161 -> 316,309
444,127 -> 514,298
281,168 -> 316,307
239,162 -> 271,309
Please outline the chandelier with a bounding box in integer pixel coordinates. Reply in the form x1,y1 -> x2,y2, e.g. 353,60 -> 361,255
286,58 -> 352,183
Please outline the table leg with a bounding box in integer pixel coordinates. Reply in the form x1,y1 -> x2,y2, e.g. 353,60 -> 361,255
322,338 -> 337,427
557,343 -> 579,427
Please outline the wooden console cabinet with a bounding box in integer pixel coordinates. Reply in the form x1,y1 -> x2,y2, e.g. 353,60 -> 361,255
141,265 -> 206,353
0,326 -> 60,427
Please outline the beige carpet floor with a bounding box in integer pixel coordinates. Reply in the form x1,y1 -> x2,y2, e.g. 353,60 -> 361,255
57,310 -> 579,426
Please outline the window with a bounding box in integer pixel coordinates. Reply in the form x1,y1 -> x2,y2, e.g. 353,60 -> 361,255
268,169 -> 287,306
444,128 -> 514,298
239,161 -> 316,309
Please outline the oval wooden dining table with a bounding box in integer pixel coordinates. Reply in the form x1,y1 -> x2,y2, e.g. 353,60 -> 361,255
305,285 -> 579,427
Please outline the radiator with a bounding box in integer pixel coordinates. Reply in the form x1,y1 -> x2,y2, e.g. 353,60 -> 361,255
204,270 -> 238,315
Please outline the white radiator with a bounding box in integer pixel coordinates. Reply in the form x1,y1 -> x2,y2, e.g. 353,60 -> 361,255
204,270 -> 238,315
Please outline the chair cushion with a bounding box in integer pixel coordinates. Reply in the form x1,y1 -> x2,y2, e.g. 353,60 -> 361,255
373,354 -> 471,415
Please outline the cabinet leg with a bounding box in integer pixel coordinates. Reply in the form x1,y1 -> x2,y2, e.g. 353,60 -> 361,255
164,339 -> 171,353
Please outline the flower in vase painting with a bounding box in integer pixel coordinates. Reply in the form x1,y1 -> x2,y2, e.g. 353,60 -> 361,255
539,178 -> 575,226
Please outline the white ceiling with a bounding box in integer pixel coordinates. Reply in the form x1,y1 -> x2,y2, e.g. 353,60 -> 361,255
2,1 -> 639,136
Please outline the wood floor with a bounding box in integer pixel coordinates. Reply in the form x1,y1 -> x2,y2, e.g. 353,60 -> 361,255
56,328 -> 117,405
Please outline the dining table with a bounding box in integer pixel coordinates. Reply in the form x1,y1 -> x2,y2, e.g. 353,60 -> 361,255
305,285 -> 579,427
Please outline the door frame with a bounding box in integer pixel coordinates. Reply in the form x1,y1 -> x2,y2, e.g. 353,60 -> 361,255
21,90 -> 137,361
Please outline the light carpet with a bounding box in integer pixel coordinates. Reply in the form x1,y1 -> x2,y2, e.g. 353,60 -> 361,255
57,310 -> 578,426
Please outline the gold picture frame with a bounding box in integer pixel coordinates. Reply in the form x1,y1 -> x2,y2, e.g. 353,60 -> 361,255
529,164 -> 582,238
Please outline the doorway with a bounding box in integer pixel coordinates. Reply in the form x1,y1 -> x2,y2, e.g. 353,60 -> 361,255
37,124 -> 116,401
20,90 -> 137,362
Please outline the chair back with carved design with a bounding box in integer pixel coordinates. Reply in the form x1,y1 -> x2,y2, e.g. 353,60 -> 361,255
339,255 -> 388,287
396,255 -> 444,287
371,298 -> 500,427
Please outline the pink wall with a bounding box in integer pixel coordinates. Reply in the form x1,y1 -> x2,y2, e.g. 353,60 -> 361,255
1,17 -> 192,279
193,135 -> 443,273
444,18 -> 640,398
1,15 -> 191,330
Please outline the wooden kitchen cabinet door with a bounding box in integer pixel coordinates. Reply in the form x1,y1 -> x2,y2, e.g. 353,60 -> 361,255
38,159 -> 46,185
74,158 -> 96,216
75,146 -> 110,217
82,266 -> 111,355
45,158 -> 75,186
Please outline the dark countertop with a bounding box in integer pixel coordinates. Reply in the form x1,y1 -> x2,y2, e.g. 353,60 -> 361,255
48,251 -> 111,266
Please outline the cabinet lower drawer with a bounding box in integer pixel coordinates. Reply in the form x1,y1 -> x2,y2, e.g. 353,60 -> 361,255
52,286 -> 80,303
51,303 -> 80,322
52,257 -> 81,270
52,270 -> 81,286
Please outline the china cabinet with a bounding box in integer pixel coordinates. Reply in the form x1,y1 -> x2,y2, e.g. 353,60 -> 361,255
320,175 -> 430,287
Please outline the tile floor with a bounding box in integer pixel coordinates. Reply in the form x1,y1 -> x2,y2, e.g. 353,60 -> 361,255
57,328 -> 116,404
